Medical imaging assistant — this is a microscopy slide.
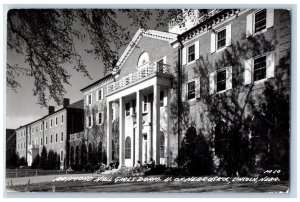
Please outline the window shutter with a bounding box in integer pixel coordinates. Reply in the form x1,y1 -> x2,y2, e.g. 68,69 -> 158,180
244,59 -> 253,85
266,9 -> 274,29
195,40 -> 200,60
226,66 -> 232,90
182,83 -> 186,101
266,52 -> 275,78
163,90 -> 168,106
226,24 -> 231,46
182,47 -> 187,65
209,72 -> 216,95
195,77 -> 201,98
246,13 -> 253,38
96,90 -> 99,101
210,32 -> 216,53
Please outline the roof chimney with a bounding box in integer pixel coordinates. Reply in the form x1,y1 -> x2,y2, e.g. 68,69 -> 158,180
63,98 -> 70,108
48,106 -> 55,115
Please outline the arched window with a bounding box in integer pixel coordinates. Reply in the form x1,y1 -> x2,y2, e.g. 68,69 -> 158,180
98,141 -> 102,163
160,131 -> 165,158
70,146 -> 74,166
137,52 -> 149,67
125,137 -> 131,159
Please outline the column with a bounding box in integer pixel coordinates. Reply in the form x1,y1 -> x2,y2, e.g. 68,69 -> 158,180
153,85 -> 160,164
136,90 -> 143,164
106,101 -> 112,165
119,97 -> 125,168
166,89 -> 171,167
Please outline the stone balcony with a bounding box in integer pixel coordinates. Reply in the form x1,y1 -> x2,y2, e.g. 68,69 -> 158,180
107,63 -> 172,95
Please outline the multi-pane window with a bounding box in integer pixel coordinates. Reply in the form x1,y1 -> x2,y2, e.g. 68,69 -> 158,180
188,44 -> 195,62
98,89 -> 103,101
125,137 -> 131,159
217,29 -> 226,49
61,132 -> 64,141
45,122 -> 48,130
143,96 -> 148,112
125,103 -> 131,116
160,91 -> 164,107
88,116 -> 92,127
50,135 -> 53,143
253,55 -> 267,81
132,100 -> 136,115
40,138 -> 43,145
88,94 -> 92,105
61,151 -> 64,162
46,136 -> 48,144
254,9 -> 267,33
55,117 -> 58,125
187,81 -> 196,100
217,69 -> 226,92
50,119 -> 53,127
157,59 -> 164,72
61,115 -> 64,124
40,123 -> 43,131
98,112 -> 103,124
55,133 -> 58,142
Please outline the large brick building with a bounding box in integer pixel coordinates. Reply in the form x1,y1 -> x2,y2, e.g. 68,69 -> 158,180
15,99 -> 84,169
78,9 -> 290,172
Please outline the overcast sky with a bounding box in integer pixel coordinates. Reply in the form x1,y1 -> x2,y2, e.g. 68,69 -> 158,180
6,9 -> 168,129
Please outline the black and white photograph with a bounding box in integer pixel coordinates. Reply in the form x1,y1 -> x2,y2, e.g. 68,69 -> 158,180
3,3 -> 295,196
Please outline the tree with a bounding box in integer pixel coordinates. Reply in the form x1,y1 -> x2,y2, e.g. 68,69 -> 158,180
47,149 -> 56,170
7,9 -> 182,107
40,146 -> 48,169
31,154 -> 40,169
177,127 -> 213,176
18,157 -> 27,166
6,152 -> 20,168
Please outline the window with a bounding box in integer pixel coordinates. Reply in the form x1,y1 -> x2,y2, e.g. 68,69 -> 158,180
60,151 -> 64,162
160,132 -> 165,158
112,139 -> 115,160
187,81 -> 196,100
61,132 -> 64,141
88,94 -> 92,105
217,69 -> 226,92
46,136 -> 48,144
55,133 -> 58,142
132,100 -> 136,115
211,25 -> 231,53
253,55 -> 267,81
188,44 -> 195,62
50,119 -> 53,128
98,112 -> 103,124
125,103 -> 131,116
50,135 -> 52,143
254,9 -> 267,33
157,59 -> 164,72
217,29 -> 226,49
40,123 -> 43,131
88,115 -> 92,127
55,117 -> 58,126
98,89 -> 103,101
45,122 -> 48,130
125,137 -> 131,159
40,138 -> 43,145
112,108 -> 115,120
143,96 -> 148,112
61,114 -> 64,124
160,91 -> 164,107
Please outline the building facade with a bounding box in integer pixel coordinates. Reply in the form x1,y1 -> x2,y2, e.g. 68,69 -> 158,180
15,99 -> 84,169
79,9 -> 290,171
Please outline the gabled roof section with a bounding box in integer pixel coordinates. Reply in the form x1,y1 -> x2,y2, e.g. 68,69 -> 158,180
80,73 -> 113,93
114,29 -> 177,72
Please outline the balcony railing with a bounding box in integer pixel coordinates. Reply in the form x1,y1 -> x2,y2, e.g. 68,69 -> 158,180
70,132 -> 84,141
107,63 -> 171,94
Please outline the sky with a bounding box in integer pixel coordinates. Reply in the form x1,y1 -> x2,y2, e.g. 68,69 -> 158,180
6,9 -> 168,129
